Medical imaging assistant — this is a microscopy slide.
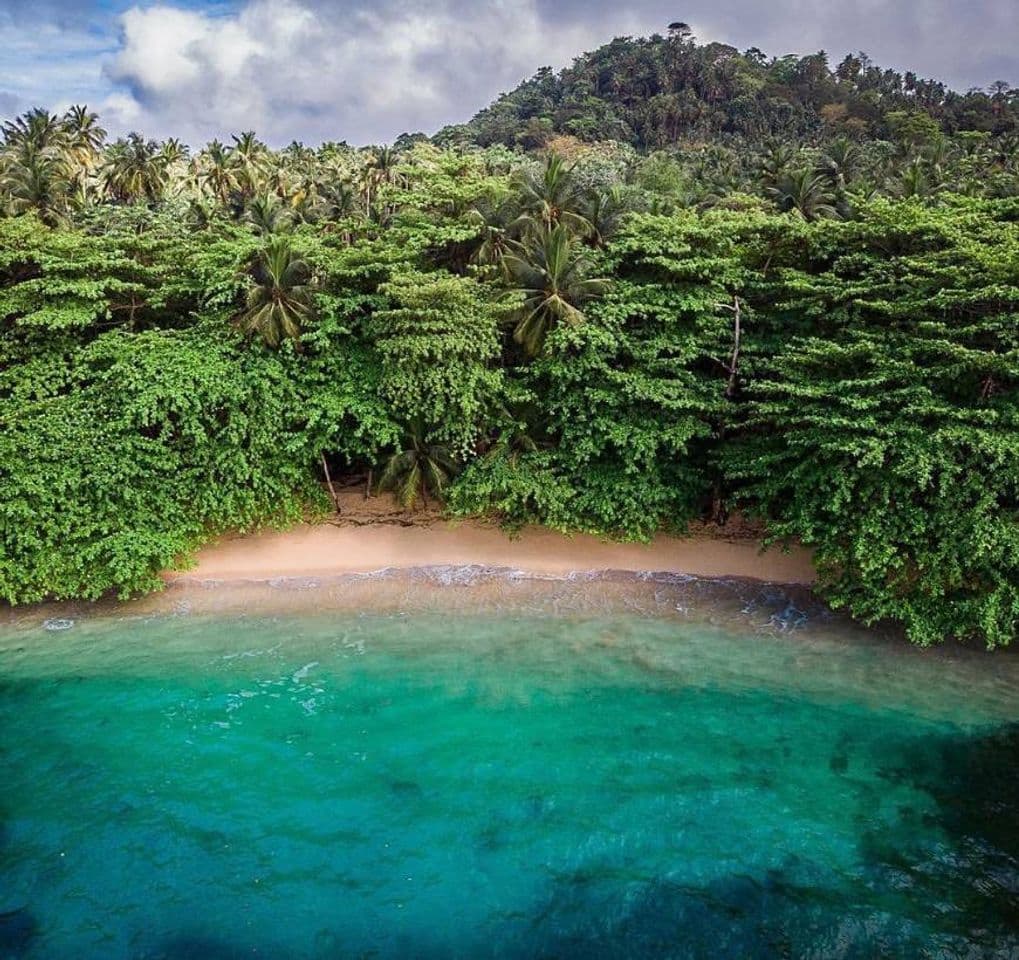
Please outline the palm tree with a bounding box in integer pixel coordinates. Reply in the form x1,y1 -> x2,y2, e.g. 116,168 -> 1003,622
235,236 -> 315,348
1,143 -> 69,225
758,141 -> 799,188
892,158 -> 942,200
199,140 -> 240,206
816,137 -> 861,192
581,185 -> 633,247
288,184 -> 323,225
512,153 -> 588,231
481,399 -> 540,466
61,105 -> 106,182
243,193 -> 291,234
765,169 -> 838,221
230,131 -> 268,200
467,190 -> 519,268
376,421 -> 458,509
2,108 -> 67,151
159,138 -> 188,167
500,223 -> 609,356
102,134 -> 167,203
372,145 -> 399,183
313,179 -> 356,223
63,104 -> 105,148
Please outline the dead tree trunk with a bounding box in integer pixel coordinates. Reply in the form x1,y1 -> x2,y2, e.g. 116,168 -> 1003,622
717,295 -> 742,399
709,295 -> 744,524
320,452 -> 340,514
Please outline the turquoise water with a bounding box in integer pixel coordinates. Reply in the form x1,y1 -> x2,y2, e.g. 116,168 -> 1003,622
1,577 -> 1017,959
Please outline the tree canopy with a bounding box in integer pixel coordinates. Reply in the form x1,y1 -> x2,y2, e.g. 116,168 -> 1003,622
1,31 -> 1017,647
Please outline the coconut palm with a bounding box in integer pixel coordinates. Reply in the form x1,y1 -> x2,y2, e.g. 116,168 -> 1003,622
758,141 -> 799,188
61,105 -> 106,181
1,143 -> 69,225
235,236 -> 315,348
314,179 -> 357,223
376,421 -> 458,509
481,398 -> 540,466
512,153 -> 588,231
372,145 -> 399,183
243,193 -> 291,235
2,108 -> 67,151
467,189 -> 520,267
184,196 -> 220,231
816,137 -> 862,192
63,105 -> 104,148
159,138 -> 188,167
765,169 -> 838,221
199,140 -> 240,206
230,131 -> 268,200
892,158 -> 943,200
500,223 -> 609,356
581,184 -> 633,247
102,134 -> 167,203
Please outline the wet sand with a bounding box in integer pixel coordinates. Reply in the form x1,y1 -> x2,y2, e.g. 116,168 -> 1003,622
178,492 -> 815,586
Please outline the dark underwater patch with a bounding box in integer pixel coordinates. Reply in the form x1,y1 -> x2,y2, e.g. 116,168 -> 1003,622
0,907 -> 38,958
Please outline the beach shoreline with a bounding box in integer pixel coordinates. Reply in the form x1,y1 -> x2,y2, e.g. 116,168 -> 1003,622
0,492 -> 818,628
174,491 -> 816,587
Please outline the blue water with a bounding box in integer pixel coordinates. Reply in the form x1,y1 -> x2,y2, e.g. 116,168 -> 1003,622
1,584 -> 1017,959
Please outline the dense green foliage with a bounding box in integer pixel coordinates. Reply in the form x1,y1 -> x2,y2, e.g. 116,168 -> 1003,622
1,33 -> 1017,646
723,201 -> 1019,647
440,26 -> 1018,150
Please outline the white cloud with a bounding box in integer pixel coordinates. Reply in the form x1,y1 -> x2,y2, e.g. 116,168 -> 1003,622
5,0 -> 1016,143
101,0 -> 634,146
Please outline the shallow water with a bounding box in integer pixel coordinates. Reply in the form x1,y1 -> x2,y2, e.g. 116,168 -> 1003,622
1,572 -> 1017,959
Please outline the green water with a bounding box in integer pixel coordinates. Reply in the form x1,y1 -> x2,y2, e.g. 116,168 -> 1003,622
1,582 -> 1017,959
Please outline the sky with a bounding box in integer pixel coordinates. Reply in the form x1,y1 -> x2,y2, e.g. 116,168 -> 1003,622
0,0 -> 1016,146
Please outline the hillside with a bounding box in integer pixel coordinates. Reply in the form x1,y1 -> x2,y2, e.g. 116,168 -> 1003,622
435,25 -> 1018,150
1,27 -> 1017,646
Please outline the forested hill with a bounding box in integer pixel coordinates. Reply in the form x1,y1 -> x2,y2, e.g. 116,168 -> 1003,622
436,25 -> 1018,151
2,27 -> 1018,647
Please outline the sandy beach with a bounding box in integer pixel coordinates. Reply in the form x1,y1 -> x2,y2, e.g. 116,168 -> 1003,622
176,490 -> 816,585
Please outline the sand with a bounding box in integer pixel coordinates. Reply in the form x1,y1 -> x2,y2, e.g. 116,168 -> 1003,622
177,490 -> 815,585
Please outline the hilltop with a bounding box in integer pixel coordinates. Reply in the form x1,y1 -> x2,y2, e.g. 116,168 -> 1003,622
435,25 -> 1017,151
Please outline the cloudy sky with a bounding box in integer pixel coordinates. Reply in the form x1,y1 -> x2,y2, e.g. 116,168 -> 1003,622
1,0 -> 1016,146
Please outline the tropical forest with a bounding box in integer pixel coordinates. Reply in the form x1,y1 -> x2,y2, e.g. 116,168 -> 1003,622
2,26 -> 1018,648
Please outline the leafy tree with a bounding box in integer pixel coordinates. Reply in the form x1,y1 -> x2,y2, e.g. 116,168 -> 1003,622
370,271 -> 503,455
0,328 -> 322,602
0,214 -> 170,332
725,199 -> 1019,647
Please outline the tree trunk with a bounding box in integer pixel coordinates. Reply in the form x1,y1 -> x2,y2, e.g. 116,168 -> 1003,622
320,452 -> 340,514
725,295 -> 742,399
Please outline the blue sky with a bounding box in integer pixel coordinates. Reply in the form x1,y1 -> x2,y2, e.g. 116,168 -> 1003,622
1,0 -> 1017,146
